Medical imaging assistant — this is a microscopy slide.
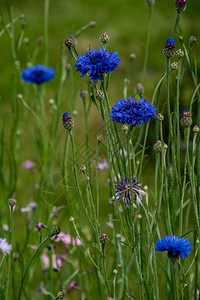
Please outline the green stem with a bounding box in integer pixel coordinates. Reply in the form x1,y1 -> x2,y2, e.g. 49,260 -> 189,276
44,0 -> 49,65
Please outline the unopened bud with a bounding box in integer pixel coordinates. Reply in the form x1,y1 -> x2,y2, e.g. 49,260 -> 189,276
100,233 -> 109,245
193,125 -> 199,133
130,53 -> 136,60
153,141 -> 162,152
13,252 -> 19,262
69,216 -> 74,222
80,165 -> 86,172
156,113 -> 164,122
50,226 -> 61,237
121,124 -> 129,134
95,89 -> 104,101
145,0 -> 155,6
97,135 -> 103,142
113,269 -> 117,274
63,112 -> 74,130
189,36 -> 197,48
89,21 -> 96,28
176,49 -> 184,59
100,32 -> 110,44
8,198 -> 16,208
163,39 -> 175,58
79,89 -> 87,99
56,291 -> 64,299
175,0 -> 186,12
171,62 -> 179,70
180,111 -> 192,127
136,83 -> 144,96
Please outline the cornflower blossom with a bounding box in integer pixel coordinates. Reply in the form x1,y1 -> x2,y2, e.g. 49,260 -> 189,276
36,222 -> 47,232
111,177 -> 147,207
163,39 -> 175,58
0,238 -> 12,255
110,97 -> 157,126
75,47 -> 121,82
97,159 -> 108,170
155,235 -> 192,260
22,160 -> 35,170
21,65 -> 55,84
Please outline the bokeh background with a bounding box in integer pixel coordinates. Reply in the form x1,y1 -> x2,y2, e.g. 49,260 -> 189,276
0,0 -> 200,298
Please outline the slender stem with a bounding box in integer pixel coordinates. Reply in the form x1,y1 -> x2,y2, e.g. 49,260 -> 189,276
141,6 -> 153,84
44,0 -> 49,65
18,235 -> 51,299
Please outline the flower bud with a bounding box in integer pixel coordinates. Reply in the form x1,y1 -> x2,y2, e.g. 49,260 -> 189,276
63,112 -> 74,130
89,21 -> 96,28
95,89 -> 104,101
65,63 -> 71,71
130,53 -> 136,60
164,143 -> 168,150
37,36 -> 43,44
50,226 -> 61,237
145,0 -> 155,6
69,216 -> 74,222
80,165 -> 86,172
56,291 -> 64,299
180,111 -> 192,127
170,62 -> 179,70
8,198 -> 16,208
155,113 -> 164,122
176,49 -> 184,59
121,124 -> 129,134
65,37 -> 73,47
13,252 -> 19,262
153,141 -> 162,152
113,269 -> 118,274
23,37 -> 29,44
136,83 -> 144,96
163,39 -> 175,58
193,125 -> 199,133
189,36 -> 197,48
79,89 -> 87,99
97,135 -> 103,142
175,0 -> 186,12
100,233 -> 109,245
100,32 -> 110,44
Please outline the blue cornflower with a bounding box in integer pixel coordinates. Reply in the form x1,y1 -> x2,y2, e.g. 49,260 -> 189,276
155,235 -> 192,260
74,47 -> 121,82
163,39 -> 175,57
21,65 -> 55,84
63,112 -> 74,130
110,96 -> 157,126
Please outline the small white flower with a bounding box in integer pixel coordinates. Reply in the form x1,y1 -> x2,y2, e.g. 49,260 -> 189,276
0,238 -> 12,255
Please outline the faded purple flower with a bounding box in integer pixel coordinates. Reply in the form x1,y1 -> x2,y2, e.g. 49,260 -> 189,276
53,232 -> 82,247
0,238 -> 12,255
41,253 -> 66,272
97,159 -> 108,170
50,205 -> 65,218
36,222 -> 47,232
22,160 -> 35,170
67,281 -> 78,293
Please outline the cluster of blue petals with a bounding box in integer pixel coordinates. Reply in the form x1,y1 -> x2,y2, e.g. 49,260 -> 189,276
166,38 -> 175,46
21,65 -> 55,84
110,96 -> 157,126
155,235 -> 192,259
74,47 -> 121,82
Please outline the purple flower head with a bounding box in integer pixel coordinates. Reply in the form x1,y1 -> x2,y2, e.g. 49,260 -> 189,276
110,96 -> 157,127
0,238 -> 12,255
111,177 -> 147,207
163,39 -> 175,58
67,281 -> 78,293
155,235 -> 192,260
22,160 -> 35,170
21,65 -> 55,85
36,222 -> 47,232
75,47 -> 121,82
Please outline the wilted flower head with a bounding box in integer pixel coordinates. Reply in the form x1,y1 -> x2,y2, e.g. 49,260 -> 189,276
74,47 -> 121,82
111,177 -> 147,207
163,39 -> 175,58
155,235 -> 192,260
22,160 -> 35,170
0,238 -> 12,255
21,65 -> 55,84
110,96 -> 157,126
